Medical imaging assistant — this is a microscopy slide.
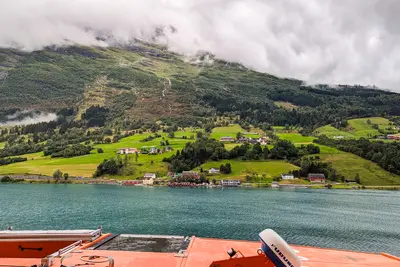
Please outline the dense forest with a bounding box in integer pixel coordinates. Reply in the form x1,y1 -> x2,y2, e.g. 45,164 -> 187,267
315,135 -> 400,175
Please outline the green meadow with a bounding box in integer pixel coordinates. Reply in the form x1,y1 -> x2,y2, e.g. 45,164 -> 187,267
315,117 -> 394,139
210,124 -> 259,139
0,132 -> 193,178
317,145 -> 400,185
276,133 -> 315,144
197,160 -> 299,181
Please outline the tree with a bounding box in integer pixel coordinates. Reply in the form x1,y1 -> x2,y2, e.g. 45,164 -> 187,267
236,132 -> 243,140
263,147 -> 270,159
160,141 -> 166,146
53,169 -> 63,182
225,163 -> 232,174
168,131 -> 175,138
63,173 -> 69,181
354,173 -> 361,184
135,152 -> 139,162
97,148 -> 104,153
165,140 -> 170,145
220,164 -> 227,174
212,178 -> 217,185
104,137 -> 111,143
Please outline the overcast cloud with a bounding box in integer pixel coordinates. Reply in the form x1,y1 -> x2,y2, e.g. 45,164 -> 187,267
1,0 -> 400,90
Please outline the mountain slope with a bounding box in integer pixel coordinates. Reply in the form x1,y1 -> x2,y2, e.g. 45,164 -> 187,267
1,44 -> 400,127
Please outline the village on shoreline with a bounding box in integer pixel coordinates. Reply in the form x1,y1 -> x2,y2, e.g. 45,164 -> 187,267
1,173 -> 399,191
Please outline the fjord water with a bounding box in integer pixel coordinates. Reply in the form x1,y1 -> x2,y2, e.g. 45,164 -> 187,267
0,185 -> 399,256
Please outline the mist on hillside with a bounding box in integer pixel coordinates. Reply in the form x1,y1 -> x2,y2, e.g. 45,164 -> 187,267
0,111 -> 57,127
1,0 -> 400,90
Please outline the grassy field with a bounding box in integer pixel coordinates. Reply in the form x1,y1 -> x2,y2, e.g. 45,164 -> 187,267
276,133 -> 315,144
315,117 -> 394,139
210,124 -> 259,139
197,160 -> 299,181
317,145 -> 400,185
0,132 -> 195,178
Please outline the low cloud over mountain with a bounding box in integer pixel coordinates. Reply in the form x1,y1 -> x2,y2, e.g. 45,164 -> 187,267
1,0 -> 400,90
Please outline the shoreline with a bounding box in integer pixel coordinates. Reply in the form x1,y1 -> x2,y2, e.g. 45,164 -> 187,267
1,176 -> 399,191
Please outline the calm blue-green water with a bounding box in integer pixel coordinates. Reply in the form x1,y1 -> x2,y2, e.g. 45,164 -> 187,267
0,184 -> 399,256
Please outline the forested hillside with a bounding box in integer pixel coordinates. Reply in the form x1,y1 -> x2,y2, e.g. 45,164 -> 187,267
1,43 -> 400,129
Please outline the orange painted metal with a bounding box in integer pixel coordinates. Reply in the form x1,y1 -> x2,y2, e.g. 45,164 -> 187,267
381,252 -> 400,262
79,233 -> 112,249
209,254 -> 275,267
1,236 -> 400,267
0,240 -> 73,258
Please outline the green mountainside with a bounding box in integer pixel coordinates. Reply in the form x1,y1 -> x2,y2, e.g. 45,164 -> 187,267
1,44 -> 400,128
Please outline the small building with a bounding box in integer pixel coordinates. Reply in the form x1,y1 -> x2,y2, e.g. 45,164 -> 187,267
258,137 -> 269,145
387,134 -> 400,140
220,180 -> 241,187
271,181 -> 280,188
220,136 -> 235,142
143,177 -> 155,186
181,171 -> 199,179
308,173 -> 326,183
333,136 -> 345,139
119,148 -> 139,154
149,147 -> 159,155
281,173 -> 294,180
208,168 -> 220,174
144,173 -> 156,179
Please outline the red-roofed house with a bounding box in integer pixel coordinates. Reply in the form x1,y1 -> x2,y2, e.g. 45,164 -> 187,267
308,173 -> 326,183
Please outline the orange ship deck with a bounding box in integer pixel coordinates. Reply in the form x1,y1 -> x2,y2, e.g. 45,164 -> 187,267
3,236 -> 399,267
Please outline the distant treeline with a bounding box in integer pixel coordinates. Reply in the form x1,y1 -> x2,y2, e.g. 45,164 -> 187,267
0,157 -> 27,166
315,135 -> 400,175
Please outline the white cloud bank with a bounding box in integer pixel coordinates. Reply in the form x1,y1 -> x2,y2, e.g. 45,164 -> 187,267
0,112 -> 57,126
1,0 -> 400,90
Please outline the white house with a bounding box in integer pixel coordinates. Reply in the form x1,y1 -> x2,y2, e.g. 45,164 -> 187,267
119,148 -> 139,154
333,135 -> 344,139
144,173 -> 156,179
281,174 -> 294,180
271,182 -> 280,188
143,177 -> 155,186
220,180 -> 241,187
208,168 -> 220,174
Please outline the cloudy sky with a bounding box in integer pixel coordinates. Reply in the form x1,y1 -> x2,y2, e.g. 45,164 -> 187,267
1,0 -> 399,90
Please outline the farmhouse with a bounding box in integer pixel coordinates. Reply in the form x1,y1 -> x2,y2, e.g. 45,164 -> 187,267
208,168 -> 220,174
119,148 -> 139,154
308,173 -> 326,183
280,173 -> 294,180
387,134 -> 400,140
220,180 -> 241,187
220,136 -> 235,142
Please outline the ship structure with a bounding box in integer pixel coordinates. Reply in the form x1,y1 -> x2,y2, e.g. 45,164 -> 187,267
0,228 -> 399,267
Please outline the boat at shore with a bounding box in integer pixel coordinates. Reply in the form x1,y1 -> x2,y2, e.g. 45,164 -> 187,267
1,228 -> 398,267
